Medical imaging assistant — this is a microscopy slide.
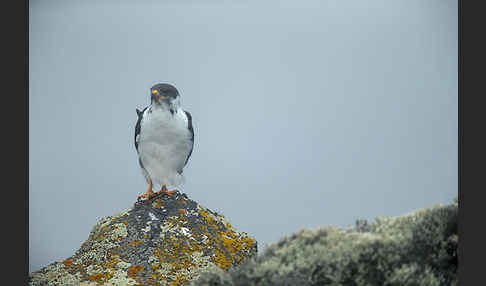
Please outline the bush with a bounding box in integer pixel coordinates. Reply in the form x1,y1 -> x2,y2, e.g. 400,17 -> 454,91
191,198 -> 458,286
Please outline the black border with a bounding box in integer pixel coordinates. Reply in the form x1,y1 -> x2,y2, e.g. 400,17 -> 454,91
4,0 -> 28,283
457,0 -> 463,283
459,0 -> 485,285
26,0 -> 29,281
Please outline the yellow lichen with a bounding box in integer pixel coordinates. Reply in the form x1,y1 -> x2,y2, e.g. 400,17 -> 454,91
31,202 -> 256,286
153,199 -> 164,209
199,210 -> 214,224
179,209 -> 187,217
141,209 -> 256,284
128,239 -> 142,247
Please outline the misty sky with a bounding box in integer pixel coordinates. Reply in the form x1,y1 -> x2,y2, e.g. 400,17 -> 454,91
29,0 -> 457,273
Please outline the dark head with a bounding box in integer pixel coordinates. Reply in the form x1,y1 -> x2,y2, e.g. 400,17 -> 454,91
150,83 -> 180,107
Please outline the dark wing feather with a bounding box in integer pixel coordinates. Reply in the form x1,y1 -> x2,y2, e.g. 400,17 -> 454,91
134,107 -> 148,151
179,110 -> 194,173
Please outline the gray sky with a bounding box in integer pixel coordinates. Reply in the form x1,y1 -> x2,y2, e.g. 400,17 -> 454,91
29,0 -> 457,273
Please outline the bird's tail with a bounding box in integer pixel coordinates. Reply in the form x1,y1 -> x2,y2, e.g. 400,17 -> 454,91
153,173 -> 185,191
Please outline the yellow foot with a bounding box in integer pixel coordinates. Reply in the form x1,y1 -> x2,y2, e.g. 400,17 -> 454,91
138,190 -> 156,200
138,180 -> 155,200
156,185 -> 178,197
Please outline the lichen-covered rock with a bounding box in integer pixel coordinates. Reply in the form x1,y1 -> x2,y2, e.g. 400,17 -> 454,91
29,191 -> 257,286
192,198 -> 458,286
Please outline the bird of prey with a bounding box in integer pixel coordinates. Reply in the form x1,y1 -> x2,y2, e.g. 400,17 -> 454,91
134,83 -> 194,200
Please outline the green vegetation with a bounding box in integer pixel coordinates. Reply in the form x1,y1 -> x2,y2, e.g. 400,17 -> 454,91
192,198 -> 457,286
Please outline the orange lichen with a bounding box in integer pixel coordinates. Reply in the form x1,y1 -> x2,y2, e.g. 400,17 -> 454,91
145,208 -> 257,282
88,273 -> 103,282
58,204 -> 255,285
62,258 -> 74,268
127,265 -> 144,278
196,209 -> 256,270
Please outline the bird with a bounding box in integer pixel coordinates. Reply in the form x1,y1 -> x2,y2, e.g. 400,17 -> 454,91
134,83 -> 194,200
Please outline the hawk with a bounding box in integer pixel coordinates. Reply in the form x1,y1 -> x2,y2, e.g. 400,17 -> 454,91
134,83 -> 194,200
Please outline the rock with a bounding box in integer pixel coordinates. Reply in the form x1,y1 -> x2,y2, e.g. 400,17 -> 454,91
29,191 -> 257,286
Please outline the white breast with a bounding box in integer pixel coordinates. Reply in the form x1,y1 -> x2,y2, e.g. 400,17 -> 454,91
137,106 -> 192,188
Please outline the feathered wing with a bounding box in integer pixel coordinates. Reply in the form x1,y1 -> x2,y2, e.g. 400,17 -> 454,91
134,107 -> 148,151
135,107 -> 151,183
180,110 -> 194,173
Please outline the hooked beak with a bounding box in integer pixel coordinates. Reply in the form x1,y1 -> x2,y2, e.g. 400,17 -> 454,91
151,89 -> 165,100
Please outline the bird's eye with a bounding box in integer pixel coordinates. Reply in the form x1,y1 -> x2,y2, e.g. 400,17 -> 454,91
152,90 -> 159,95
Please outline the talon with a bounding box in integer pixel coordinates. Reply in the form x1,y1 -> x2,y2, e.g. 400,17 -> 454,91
158,185 -> 177,196
138,180 -> 155,200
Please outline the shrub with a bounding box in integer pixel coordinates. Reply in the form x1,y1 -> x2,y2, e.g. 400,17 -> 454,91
191,198 -> 458,286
